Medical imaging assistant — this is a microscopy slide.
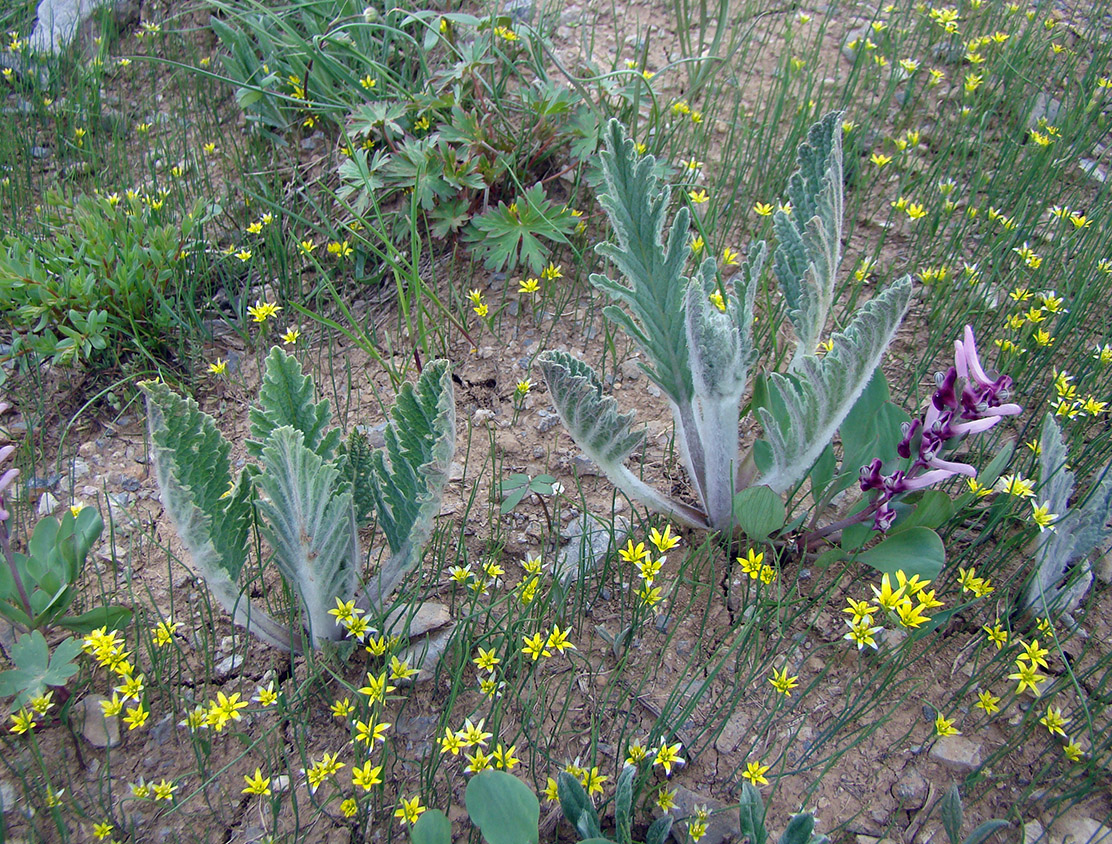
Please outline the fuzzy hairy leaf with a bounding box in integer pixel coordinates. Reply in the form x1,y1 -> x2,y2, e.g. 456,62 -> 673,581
590,118 -> 694,406
143,380 -> 295,650
248,346 -> 340,460
255,427 -> 359,645
756,275 -> 912,493
1023,413 -> 1112,618
364,360 -> 456,608
772,112 -> 845,367
538,350 -> 645,467
143,381 -> 251,584
538,351 -> 708,527
341,428 -> 377,525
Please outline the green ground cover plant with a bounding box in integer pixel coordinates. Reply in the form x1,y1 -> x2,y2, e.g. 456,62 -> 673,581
0,0 -> 1111,841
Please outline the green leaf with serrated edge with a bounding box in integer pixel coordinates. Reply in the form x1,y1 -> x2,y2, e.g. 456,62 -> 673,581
142,381 -> 292,650
939,784 -> 963,844
963,820 -> 1010,844
772,112 -> 845,367
778,813 -> 817,844
755,276 -> 912,494
738,782 -> 768,844
733,485 -> 786,540
364,360 -> 456,610
411,809 -> 451,844
248,346 -> 339,461
465,771 -> 540,844
538,351 -> 708,529
256,427 -> 358,646
857,527 -> 945,581
0,632 -> 82,708
557,772 -> 601,841
614,765 -> 634,844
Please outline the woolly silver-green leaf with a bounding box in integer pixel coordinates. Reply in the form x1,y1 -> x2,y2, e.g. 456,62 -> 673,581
772,112 -> 845,367
589,119 -> 693,407
756,275 -> 912,494
1023,413 -> 1112,618
142,380 -> 293,651
249,346 -> 340,460
255,426 -> 359,646
364,360 -> 456,609
538,350 -> 709,528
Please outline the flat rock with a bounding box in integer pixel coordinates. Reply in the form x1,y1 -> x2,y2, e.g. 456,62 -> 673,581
928,735 -> 981,772
1050,815 -> 1112,844
666,785 -> 740,844
394,624 -> 455,685
1023,820 -> 1046,843
30,0 -> 139,55
380,602 -> 450,639
78,695 -> 120,748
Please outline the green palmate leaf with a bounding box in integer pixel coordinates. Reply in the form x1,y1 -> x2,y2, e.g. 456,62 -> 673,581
756,275 -> 912,494
464,184 -> 576,273
256,427 -> 359,646
249,347 -> 340,461
857,526 -> 945,581
772,112 -> 845,367
465,771 -> 540,844
364,360 -> 456,609
537,351 -> 707,528
590,118 -> 694,407
411,810 -> 452,844
0,631 -> 82,708
142,381 -> 292,648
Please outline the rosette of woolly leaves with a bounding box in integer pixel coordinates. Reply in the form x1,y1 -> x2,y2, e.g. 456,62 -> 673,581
773,111 -> 845,369
248,345 -> 340,461
142,380 -> 293,650
362,359 -> 456,608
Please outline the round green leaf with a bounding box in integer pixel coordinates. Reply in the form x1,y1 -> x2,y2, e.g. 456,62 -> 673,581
733,485 -> 786,540
411,809 -> 452,844
465,770 -> 540,844
857,526 -> 945,581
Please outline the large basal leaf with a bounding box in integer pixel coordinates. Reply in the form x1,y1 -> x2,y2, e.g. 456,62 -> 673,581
756,275 -> 912,494
538,350 -> 709,528
589,118 -> 694,407
142,381 -> 295,648
364,360 -> 456,609
256,426 -> 359,646
772,112 -> 845,367
856,526 -> 945,581
248,346 -> 340,460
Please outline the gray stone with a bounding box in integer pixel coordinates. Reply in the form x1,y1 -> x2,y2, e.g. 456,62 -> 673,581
928,735 -> 982,772
1023,820 -> 1046,843
1028,93 -> 1063,130
36,491 -> 58,515
30,0 -> 140,55
1052,815 -> 1112,844
213,653 -> 243,680
381,602 -> 451,639
30,146 -> 52,160
394,623 -> 455,685
0,778 -> 18,813
666,786 -> 740,844
891,767 -> 928,809
78,694 -> 121,747
553,514 -> 628,586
